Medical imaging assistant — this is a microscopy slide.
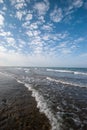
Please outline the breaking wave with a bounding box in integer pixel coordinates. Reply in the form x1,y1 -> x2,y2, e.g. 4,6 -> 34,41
25,83 -> 60,130
47,69 -> 87,76
74,71 -> 87,76
47,69 -> 73,73
15,78 -> 61,130
46,77 -> 80,87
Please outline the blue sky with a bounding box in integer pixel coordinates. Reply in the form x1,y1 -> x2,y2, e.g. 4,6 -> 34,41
0,0 -> 87,67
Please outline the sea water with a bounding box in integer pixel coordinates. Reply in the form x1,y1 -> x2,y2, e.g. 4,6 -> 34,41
0,67 -> 87,130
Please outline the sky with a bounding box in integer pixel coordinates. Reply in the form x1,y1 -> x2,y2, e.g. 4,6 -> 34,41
0,0 -> 87,67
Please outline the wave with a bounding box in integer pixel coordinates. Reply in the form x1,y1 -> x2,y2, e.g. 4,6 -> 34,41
24,68 -> 30,73
16,79 -> 23,84
74,72 -> 87,76
47,69 -> 73,73
14,75 -> 61,130
16,67 -> 22,70
25,83 -> 60,130
16,78 -> 61,130
47,69 -> 87,76
46,77 -> 80,87
0,71 -> 16,78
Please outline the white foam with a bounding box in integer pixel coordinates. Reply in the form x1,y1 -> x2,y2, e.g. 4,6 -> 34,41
46,77 -> 80,87
74,71 -> 87,76
25,83 -> 60,130
16,67 -> 22,70
16,79 -> 60,130
47,69 -> 73,73
47,69 -> 87,76
17,79 -> 23,84
0,71 -> 15,79
24,68 -> 30,73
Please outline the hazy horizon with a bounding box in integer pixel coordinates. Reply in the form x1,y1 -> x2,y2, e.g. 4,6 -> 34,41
0,66 -> 87,68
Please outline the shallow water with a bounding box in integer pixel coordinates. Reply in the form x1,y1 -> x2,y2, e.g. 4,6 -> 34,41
0,67 -> 87,130
0,72 -> 51,130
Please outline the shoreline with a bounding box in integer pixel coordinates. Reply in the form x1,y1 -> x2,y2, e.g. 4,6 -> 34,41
0,73 -> 51,130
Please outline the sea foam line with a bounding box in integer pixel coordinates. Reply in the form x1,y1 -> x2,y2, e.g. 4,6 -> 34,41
47,69 -> 73,73
46,77 -> 80,87
25,83 -> 60,130
16,79 -> 60,130
0,72 -> 61,130
74,71 -> 87,76
47,69 -> 87,76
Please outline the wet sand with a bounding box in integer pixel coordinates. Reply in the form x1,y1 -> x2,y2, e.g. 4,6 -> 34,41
0,73 -> 51,130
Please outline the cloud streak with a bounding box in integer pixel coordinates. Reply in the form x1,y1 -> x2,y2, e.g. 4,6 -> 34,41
0,14 -> 4,26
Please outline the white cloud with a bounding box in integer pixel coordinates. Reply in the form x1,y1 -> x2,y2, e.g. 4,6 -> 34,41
0,0 -> 3,3
41,24 -> 53,31
57,42 -> 67,48
2,6 -> 7,11
29,22 -> 38,30
0,14 -> 4,26
33,30 -> 41,36
6,37 -> 15,43
43,32 -> 68,42
15,3 -> 26,10
33,46 -> 43,54
0,29 -> 12,37
61,48 -> 72,54
72,0 -> 83,8
16,0 -> 25,2
25,13 -> 33,21
0,45 -> 7,52
16,11 -> 23,20
56,32 -> 68,39
34,0 -> 49,16
23,22 -> 38,30
74,37 -> 84,43
63,0 -> 83,22
42,35 -> 49,41
10,0 -> 26,10
50,6 -> 63,22
22,21 -> 30,28
5,37 -> 16,48
16,10 -> 26,20
4,38 -> 24,52
38,16 -> 45,23
30,36 -> 42,45
26,30 -> 33,37
11,0 -> 25,5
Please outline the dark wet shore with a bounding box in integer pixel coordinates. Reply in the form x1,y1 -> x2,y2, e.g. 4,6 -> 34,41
0,73 -> 51,130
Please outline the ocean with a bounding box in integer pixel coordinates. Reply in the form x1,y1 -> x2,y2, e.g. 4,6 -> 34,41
0,67 -> 87,130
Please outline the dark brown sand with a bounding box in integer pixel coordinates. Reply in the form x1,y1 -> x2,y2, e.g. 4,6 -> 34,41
0,73 -> 51,130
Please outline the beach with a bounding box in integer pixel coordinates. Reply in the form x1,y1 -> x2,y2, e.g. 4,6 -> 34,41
0,67 -> 87,130
0,72 -> 51,130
